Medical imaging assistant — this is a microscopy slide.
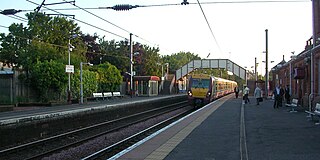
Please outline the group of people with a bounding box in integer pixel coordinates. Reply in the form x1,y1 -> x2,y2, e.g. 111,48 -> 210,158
234,84 -> 291,107
273,84 -> 291,108
234,85 -> 261,105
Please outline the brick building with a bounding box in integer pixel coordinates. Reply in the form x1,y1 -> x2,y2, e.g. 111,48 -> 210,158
271,0 -> 320,108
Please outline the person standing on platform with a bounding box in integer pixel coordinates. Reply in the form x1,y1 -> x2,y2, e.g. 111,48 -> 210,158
243,85 -> 250,104
279,85 -> 284,107
273,85 -> 283,108
285,85 -> 291,104
254,84 -> 262,105
234,86 -> 239,98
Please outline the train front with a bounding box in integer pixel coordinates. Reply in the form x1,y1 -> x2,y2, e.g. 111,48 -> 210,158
187,74 -> 212,107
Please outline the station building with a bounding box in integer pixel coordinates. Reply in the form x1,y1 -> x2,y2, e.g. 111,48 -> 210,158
271,0 -> 320,109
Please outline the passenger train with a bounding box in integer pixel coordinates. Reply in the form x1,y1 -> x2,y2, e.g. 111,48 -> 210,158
187,74 -> 237,107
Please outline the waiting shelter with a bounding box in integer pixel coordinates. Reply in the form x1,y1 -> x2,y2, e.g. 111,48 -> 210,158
134,76 -> 160,96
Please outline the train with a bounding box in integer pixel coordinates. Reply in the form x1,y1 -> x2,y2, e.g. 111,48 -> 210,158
187,74 -> 237,107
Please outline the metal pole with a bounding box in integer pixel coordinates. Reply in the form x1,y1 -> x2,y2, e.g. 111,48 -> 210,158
309,0 -> 316,112
161,64 -> 164,79
290,60 -> 292,95
80,62 -> 83,104
130,33 -> 133,97
265,29 -> 269,98
255,57 -> 257,81
67,38 -> 71,104
246,70 -> 248,85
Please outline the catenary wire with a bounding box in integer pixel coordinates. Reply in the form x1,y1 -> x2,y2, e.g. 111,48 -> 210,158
196,0 -> 222,53
0,25 -> 9,28
61,0 -> 161,50
62,0 -> 131,34
19,0 -> 309,12
26,0 -> 127,39
0,9 -> 28,23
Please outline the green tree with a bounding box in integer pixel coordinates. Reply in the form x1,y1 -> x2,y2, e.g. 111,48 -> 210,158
98,38 -> 129,73
161,51 -> 201,74
95,62 -> 122,92
0,12 -> 88,102
30,60 -> 68,102
138,45 -> 161,76
0,23 -> 29,68
71,69 -> 98,99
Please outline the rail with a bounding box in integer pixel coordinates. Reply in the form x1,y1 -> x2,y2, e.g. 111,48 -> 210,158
0,101 -> 189,159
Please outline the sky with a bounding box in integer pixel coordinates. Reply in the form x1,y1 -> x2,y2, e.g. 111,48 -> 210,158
0,0 -> 312,76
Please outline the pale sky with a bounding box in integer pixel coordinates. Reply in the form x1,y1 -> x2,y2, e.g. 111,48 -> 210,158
0,0 -> 312,76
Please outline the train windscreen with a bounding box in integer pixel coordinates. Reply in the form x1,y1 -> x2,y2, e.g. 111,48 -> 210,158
192,79 -> 210,88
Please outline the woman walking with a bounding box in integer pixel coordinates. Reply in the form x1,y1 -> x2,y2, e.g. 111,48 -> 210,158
254,84 -> 262,105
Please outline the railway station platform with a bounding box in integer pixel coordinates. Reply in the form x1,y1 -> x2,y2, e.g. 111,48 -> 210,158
0,94 -> 186,126
115,95 -> 320,160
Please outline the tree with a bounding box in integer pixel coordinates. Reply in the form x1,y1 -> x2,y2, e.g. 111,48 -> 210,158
0,23 -> 29,68
95,62 -> 122,92
161,51 -> 201,74
98,38 -> 130,73
71,69 -> 98,99
138,45 -> 161,76
0,12 -> 89,102
30,60 -> 67,102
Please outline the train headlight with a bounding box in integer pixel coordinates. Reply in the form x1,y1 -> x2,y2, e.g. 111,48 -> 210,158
188,90 -> 193,96
206,92 -> 211,97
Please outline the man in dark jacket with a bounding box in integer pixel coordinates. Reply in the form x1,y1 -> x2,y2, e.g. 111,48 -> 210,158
273,85 -> 284,108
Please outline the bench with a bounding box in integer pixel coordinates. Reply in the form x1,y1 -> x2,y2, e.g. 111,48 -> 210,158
93,93 -> 103,100
112,92 -> 124,98
286,98 -> 298,113
305,103 -> 320,124
103,92 -> 113,100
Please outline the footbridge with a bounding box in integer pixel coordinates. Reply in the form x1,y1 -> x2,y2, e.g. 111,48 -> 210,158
175,59 -> 247,80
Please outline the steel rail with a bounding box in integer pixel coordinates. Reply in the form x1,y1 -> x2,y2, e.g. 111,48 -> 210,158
0,101 -> 188,159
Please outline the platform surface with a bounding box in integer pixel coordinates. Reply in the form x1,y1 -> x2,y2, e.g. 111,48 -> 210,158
116,95 -> 320,160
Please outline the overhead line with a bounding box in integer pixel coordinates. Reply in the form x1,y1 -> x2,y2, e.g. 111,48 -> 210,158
0,9 -> 28,22
62,0 -> 131,34
196,0 -> 222,53
0,25 -> 9,28
18,0 -> 309,12
26,0 -> 127,39
62,0 -> 162,49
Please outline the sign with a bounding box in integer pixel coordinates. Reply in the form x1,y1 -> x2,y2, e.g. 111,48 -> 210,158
65,65 -> 74,73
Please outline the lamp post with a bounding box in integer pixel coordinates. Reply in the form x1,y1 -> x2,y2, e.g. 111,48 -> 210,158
67,38 -> 72,104
262,59 -> 274,98
161,63 -> 169,80
265,29 -> 269,99
67,34 -> 79,104
80,62 -> 93,104
129,33 -> 133,97
255,57 -> 258,81
244,66 -> 251,85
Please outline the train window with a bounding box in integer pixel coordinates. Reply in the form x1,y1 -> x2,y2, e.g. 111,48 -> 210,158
192,79 -> 210,88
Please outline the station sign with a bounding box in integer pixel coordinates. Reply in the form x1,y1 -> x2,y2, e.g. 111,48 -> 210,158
65,65 -> 74,73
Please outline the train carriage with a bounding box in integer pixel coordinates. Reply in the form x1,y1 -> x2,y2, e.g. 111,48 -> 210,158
187,74 -> 237,107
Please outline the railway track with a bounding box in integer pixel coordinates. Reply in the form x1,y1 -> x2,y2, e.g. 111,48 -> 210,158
83,104 -> 193,160
0,101 -> 190,160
